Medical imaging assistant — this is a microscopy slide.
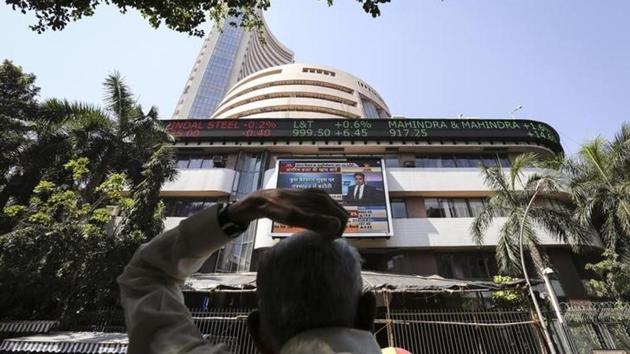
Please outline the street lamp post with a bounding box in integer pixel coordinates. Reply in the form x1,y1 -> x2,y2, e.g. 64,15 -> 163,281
519,179 -> 557,354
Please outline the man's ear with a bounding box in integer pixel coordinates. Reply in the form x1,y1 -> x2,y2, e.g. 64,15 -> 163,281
355,291 -> 377,332
247,310 -> 276,354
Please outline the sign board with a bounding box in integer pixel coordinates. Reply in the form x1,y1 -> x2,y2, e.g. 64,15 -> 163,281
271,158 -> 392,238
163,118 -> 562,153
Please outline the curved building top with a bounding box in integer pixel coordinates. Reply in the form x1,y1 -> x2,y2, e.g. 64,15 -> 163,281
212,64 -> 391,119
172,14 -> 295,120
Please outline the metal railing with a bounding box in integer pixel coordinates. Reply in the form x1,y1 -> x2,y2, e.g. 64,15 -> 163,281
190,308 -> 255,354
41,306 -> 551,354
379,308 -> 545,354
550,302 -> 630,354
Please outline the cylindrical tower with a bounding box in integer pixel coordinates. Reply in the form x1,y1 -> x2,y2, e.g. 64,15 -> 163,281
212,64 -> 391,119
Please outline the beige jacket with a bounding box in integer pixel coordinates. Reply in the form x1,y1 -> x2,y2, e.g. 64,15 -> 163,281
117,205 -> 381,354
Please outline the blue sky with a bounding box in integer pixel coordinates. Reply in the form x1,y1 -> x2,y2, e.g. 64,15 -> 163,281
1,0 -> 629,154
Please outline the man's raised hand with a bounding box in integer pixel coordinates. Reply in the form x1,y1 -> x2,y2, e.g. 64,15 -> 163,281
227,189 -> 349,239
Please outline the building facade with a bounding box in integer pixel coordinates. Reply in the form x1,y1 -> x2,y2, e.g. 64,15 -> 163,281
172,15 -> 294,120
162,14 -> 598,301
162,112 -> 600,300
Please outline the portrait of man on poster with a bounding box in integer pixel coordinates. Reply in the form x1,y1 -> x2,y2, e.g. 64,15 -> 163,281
343,172 -> 383,206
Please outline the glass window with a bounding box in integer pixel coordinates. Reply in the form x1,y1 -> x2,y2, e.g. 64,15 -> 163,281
362,98 -> 380,118
237,172 -> 256,192
481,154 -> 498,167
425,198 -> 447,218
176,155 -> 189,169
441,155 -> 456,168
416,156 -> 441,168
449,199 -> 470,217
455,155 -> 471,168
390,199 -> 407,218
188,157 -> 203,169
437,253 -> 498,280
455,154 -> 482,168
467,199 -> 486,217
423,198 -> 491,218
468,157 -> 483,168
384,155 -> 399,167
499,155 -> 511,167
201,158 -> 214,169
415,157 -> 427,167
162,199 -> 220,217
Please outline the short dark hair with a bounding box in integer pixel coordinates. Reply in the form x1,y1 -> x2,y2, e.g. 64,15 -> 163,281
353,172 -> 365,178
256,231 -> 363,346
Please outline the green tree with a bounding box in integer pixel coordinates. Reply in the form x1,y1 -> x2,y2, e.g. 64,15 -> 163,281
584,250 -> 630,302
0,65 -> 173,234
471,153 -> 589,277
4,0 -> 391,37
1,158 -> 128,319
0,60 -> 39,204
491,275 -> 526,309
1,152 -> 175,320
0,62 -> 177,319
567,124 -> 630,300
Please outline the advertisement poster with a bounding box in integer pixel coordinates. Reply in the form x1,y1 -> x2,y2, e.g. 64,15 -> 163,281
272,158 -> 392,237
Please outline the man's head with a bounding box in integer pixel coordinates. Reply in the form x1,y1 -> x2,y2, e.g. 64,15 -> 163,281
353,172 -> 366,186
248,231 -> 375,353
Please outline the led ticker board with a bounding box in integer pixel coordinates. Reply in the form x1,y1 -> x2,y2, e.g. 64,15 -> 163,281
271,158 -> 393,238
163,119 -> 562,152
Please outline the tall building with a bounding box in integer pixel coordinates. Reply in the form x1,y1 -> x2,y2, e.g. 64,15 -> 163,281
172,15 -> 294,120
161,14 -> 601,300
162,63 -> 601,301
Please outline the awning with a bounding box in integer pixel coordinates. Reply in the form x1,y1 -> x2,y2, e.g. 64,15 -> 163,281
183,271 -> 533,293
0,321 -> 58,334
0,332 -> 128,353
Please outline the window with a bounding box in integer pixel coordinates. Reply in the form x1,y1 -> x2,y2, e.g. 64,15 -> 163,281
425,198 -> 489,218
384,155 -> 399,167
481,155 -> 497,167
390,199 -> 407,218
467,199 -> 486,217
437,252 -> 498,280
302,67 -> 336,76
201,159 -> 214,168
499,155 -> 511,167
361,97 -> 380,118
448,199 -> 470,217
414,154 -> 511,168
425,198 -> 448,217
163,198 -> 223,217
177,158 -> 189,169
188,157 -> 203,169
176,154 -> 226,169
416,156 -> 441,168
441,155 -> 457,168
456,155 -> 482,168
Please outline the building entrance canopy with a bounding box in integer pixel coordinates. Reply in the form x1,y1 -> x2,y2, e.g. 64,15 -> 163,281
183,271 -> 535,293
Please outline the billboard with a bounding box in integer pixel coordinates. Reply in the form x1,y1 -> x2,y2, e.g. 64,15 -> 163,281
163,118 -> 562,153
271,158 -> 392,237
